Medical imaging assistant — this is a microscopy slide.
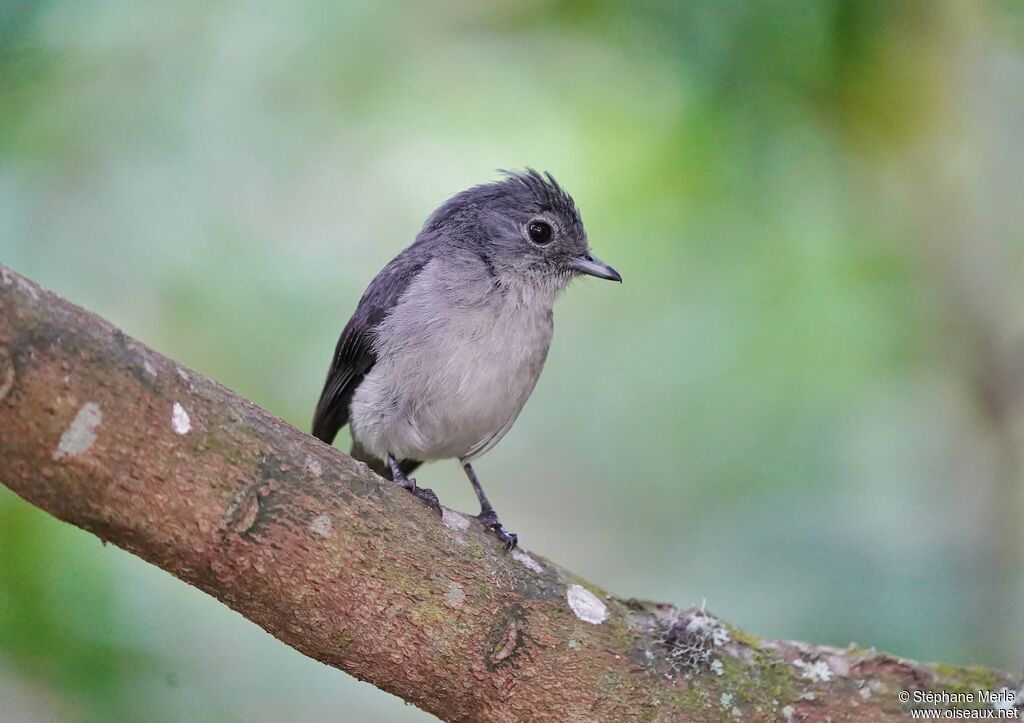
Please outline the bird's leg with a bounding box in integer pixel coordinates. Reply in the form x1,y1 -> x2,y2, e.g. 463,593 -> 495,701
387,454 -> 441,515
463,462 -> 518,550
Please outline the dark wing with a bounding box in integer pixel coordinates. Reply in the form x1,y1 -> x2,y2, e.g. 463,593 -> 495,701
312,248 -> 428,444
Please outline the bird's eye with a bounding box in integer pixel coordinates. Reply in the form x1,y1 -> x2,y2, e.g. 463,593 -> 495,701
527,220 -> 553,245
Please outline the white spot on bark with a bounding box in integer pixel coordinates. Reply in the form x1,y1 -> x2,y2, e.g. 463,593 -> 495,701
710,659 -> 724,676
566,584 -> 607,624
825,654 -> 849,677
858,684 -> 871,700
445,581 -> 465,607
685,609 -> 730,647
0,267 -> 12,285
309,514 -> 332,537
441,508 -> 470,531
782,705 -> 795,721
17,277 -> 39,300
171,402 -> 191,435
993,687 -> 1023,711
53,403 -> 102,460
720,693 -> 733,707
793,658 -> 833,683
304,456 -> 323,478
176,367 -> 191,384
511,548 -> 543,573
143,359 -> 157,377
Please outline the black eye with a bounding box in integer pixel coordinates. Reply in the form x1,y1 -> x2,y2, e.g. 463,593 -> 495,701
527,220 -> 553,245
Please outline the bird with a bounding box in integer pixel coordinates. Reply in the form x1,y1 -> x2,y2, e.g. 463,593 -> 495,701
312,169 -> 621,549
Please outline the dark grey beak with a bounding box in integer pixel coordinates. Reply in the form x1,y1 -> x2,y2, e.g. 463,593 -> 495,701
569,253 -> 622,282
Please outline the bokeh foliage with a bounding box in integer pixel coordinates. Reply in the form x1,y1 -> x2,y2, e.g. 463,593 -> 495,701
1,1 -> 1022,720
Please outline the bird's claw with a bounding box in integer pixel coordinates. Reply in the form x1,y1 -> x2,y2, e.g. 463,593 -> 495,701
477,510 -> 518,551
495,528 -> 518,551
411,485 -> 442,516
394,474 -> 442,516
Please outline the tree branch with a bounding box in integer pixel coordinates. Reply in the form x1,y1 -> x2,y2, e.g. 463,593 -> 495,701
0,264 -> 1017,721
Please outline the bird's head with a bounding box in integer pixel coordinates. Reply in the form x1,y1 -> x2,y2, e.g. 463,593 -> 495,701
424,169 -> 621,296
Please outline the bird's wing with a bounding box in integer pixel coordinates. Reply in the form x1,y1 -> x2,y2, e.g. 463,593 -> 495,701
312,248 -> 428,444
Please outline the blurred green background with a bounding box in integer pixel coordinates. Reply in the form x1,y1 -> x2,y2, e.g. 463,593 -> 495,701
2,0 -> 1023,720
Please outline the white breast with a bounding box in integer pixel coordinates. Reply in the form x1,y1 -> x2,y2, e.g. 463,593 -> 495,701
349,257 -> 556,463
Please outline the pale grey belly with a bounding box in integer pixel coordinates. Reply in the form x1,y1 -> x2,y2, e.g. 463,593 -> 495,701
349,309 -> 552,463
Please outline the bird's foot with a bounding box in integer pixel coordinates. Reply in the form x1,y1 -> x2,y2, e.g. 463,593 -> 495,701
477,509 -> 518,551
394,475 -> 442,516
411,484 -> 442,516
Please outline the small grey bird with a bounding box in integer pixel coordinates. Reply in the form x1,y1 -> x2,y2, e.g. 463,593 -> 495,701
312,170 -> 620,549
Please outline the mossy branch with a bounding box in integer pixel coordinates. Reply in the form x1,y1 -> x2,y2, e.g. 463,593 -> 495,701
0,264 -> 1017,721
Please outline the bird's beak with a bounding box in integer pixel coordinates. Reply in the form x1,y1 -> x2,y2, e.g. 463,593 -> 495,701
569,253 -> 622,282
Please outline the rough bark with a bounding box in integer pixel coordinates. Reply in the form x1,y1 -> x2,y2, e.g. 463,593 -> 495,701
0,263 -> 1018,722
